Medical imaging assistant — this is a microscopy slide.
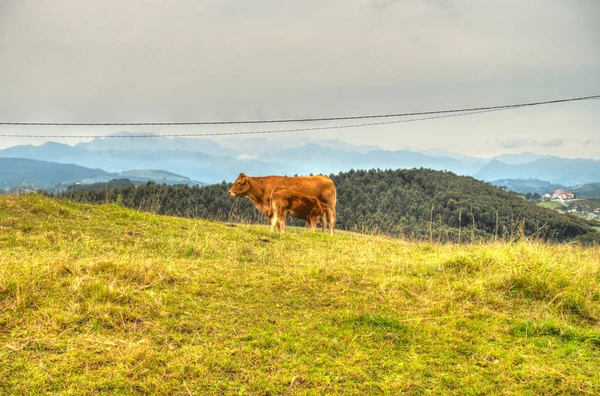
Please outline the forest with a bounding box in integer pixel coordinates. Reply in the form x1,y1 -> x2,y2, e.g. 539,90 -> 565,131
53,168 -> 599,243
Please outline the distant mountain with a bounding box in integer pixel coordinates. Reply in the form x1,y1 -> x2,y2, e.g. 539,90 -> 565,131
76,133 -> 239,156
0,158 -> 202,191
570,183 -> 600,198
217,137 -> 310,156
0,142 -> 99,166
476,157 -> 600,186
216,136 -> 382,156
2,140 -> 597,186
413,148 -> 489,166
171,138 -> 239,156
314,139 -> 381,153
491,152 -> 552,165
0,158 -> 109,190
0,142 -> 294,184
76,133 -> 175,152
490,178 -> 564,195
259,144 -> 481,176
79,169 -> 203,186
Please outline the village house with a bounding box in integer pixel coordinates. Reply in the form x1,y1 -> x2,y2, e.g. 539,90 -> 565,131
551,189 -> 575,201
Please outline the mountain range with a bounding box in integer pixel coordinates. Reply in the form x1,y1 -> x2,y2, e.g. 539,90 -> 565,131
0,158 -> 200,191
1,134 -> 598,188
476,158 -> 600,186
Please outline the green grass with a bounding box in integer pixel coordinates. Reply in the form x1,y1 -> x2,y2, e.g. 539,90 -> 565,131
1,194 -> 600,395
536,201 -> 563,210
538,198 -> 600,213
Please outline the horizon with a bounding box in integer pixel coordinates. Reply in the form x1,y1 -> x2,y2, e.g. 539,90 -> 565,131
1,133 -> 598,161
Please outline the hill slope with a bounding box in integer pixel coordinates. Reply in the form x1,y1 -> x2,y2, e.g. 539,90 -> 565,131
61,168 -> 598,243
0,158 -> 109,189
0,158 -> 201,190
571,183 -> 600,198
1,195 -> 599,394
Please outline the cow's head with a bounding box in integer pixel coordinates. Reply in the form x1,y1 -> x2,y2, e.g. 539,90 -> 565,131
228,173 -> 251,196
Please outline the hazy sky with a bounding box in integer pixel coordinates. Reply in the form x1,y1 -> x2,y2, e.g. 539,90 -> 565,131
0,0 -> 599,158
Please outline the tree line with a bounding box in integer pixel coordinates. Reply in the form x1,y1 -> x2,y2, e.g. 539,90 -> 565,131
51,168 -> 599,244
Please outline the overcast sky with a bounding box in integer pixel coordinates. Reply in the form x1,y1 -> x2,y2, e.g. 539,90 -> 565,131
0,0 -> 598,158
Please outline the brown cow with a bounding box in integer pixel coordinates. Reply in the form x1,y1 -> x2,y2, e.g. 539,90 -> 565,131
228,173 -> 337,233
269,189 -> 325,232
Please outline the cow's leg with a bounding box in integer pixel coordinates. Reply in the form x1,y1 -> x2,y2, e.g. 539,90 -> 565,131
270,214 -> 278,232
271,204 -> 282,232
279,212 -> 286,233
321,213 -> 327,233
327,208 -> 336,234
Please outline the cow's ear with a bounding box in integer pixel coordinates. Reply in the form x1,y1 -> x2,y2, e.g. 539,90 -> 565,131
239,173 -> 246,178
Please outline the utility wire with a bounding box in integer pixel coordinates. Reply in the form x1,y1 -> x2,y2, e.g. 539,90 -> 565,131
0,107 -> 518,138
0,94 -> 598,127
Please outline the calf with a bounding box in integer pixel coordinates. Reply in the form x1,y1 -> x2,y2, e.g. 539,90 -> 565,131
228,173 -> 337,233
270,189 -> 326,232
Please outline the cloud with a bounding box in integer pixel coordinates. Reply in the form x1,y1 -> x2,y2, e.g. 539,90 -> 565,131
0,0 -> 598,159
497,138 -> 599,150
370,0 -> 458,16
370,0 -> 400,11
498,138 -> 566,149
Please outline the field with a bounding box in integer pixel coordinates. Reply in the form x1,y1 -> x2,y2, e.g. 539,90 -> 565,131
1,195 -> 600,395
537,198 -> 600,213
536,201 -> 564,210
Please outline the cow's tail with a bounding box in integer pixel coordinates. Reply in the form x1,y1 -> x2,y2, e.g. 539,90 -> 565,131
268,189 -> 279,218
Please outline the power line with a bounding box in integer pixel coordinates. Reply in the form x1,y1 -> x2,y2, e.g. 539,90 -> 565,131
0,107 -> 517,138
0,94 -> 598,127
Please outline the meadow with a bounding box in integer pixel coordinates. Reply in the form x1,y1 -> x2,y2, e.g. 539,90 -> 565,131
1,194 -> 599,394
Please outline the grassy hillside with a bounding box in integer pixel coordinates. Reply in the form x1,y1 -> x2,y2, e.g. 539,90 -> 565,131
1,195 -> 600,394
58,168 -> 598,243
537,201 -> 564,210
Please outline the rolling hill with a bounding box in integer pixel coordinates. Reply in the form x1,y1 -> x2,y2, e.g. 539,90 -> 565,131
0,158 -> 201,190
0,158 -> 109,190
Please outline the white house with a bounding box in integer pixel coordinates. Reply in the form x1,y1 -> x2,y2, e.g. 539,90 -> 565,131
551,189 -> 575,200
